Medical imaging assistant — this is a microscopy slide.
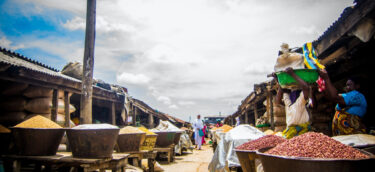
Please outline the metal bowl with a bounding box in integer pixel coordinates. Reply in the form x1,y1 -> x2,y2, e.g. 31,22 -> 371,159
11,127 -> 65,156
116,132 -> 146,152
153,131 -> 176,147
66,128 -> 119,158
235,149 -> 259,172
256,147 -> 375,172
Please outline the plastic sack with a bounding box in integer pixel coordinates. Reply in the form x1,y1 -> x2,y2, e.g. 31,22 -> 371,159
208,124 -> 264,172
274,43 -> 304,72
333,134 -> 375,147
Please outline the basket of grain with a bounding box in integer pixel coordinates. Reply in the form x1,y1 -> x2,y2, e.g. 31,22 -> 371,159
66,124 -> 119,158
138,127 -> 158,151
11,115 -> 65,156
256,132 -> 375,172
116,126 -> 146,152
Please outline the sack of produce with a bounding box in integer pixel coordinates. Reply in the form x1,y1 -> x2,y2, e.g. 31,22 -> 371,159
0,96 -> 26,111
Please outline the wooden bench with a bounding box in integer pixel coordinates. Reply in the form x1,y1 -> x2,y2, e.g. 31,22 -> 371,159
118,150 -> 157,172
2,152 -> 129,172
154,144 -> 175,163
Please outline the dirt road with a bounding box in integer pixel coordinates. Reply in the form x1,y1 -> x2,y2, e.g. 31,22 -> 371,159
158,144 -> 213,172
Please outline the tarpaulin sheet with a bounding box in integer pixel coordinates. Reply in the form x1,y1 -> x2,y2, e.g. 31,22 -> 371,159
208,125 -> 264,172
332,134 -> 375,147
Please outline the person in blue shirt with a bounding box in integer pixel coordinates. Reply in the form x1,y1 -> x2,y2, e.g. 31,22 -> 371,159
318,69 -> 367,136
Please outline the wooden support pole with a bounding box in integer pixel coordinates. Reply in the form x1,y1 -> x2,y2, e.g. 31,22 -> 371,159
148,113 -> 154,128
80,0 -> 96,124
254,104 -> 258,124
51,89 -> 58,122
267,86 -> 274,130
64,91 -> 71,127
244,112 -> 248,124
133,106 -> 137,126
111,102 -> 116,125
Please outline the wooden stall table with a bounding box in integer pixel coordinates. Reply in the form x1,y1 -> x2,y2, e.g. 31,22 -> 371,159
154,144 -> 175,163
2,152 -> 129,172
118,150 -> 157,172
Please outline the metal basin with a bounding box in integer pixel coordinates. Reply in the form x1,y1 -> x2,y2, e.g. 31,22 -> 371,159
0,133 -> 12,155
11,128 -> 65,156
153,131 -> 176,147
116,132 -> 146,152
256,147 -> 375,172
235,149 -> 259,172
66,128 -> 119,158
173,131 -> 183,145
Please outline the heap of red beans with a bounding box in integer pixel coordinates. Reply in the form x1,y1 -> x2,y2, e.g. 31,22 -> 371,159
266,132 -> 369,159
236,135 -> 286,151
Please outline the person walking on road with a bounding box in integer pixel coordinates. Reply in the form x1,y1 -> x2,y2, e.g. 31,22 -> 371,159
194,114 -> 204,150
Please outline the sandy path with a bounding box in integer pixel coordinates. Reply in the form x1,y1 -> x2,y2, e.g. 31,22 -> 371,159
158,144 -> 213,172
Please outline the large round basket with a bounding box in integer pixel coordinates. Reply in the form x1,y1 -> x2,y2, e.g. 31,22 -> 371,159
256,147 -> 375,172
66,128 -> 119,158
116,132 -> 146,152
11,127 -> 65,156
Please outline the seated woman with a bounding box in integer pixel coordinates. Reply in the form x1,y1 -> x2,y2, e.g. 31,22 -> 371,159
318,69 -> 367,136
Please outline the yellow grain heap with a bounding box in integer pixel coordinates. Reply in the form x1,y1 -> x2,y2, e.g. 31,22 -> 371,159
14,115 -> 62,128
218,125 -> 233,132
0,125 -> 11,133
138,127 -> 156,135
119,126 -> 146,134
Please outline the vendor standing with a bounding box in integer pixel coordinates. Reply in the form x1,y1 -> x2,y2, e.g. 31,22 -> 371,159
275,67 -> 315,139
193,114 -> 204,150
318,69 -> 367,136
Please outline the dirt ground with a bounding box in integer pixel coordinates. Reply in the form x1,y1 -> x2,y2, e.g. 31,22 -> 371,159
158,143 -> 214,172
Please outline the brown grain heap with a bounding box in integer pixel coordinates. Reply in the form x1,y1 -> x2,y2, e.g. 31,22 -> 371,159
266,132 -> 369,159
0,125 -> 11,133
236,135 -> 286,151
119,126 -> 145,134
14,115 -> 62,128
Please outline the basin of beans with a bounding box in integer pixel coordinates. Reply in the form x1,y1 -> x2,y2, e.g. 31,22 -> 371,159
236,135 -> 287,151
266,132 -> 369,159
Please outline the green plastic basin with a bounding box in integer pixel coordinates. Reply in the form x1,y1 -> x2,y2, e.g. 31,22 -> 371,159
276,69 -> 318,87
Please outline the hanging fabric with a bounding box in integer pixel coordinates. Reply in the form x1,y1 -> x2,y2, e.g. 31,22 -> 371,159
302,42 -> 325,69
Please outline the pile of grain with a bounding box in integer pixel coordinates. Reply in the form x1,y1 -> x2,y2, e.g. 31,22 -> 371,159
138,127 -> 156,135
266,132 -> 369,159
119,126 -> 145,134
14,115 -> 62,128
218,125 -> 233,132
236,135 -> 286,151
0,125 -> 11,133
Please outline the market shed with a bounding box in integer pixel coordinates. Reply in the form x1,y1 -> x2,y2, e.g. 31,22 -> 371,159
226,0 -> 375,136
312,0 -> 375,133
0,47 -> 126,127
127,98 -> 188,128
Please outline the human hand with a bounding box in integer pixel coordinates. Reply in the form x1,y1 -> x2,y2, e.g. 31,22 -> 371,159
318,69 -> 329,80
285,67 -> 294,75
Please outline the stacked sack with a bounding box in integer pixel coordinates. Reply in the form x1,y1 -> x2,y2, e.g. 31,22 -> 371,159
262,99 -> 286,132
0,81 -> 75,128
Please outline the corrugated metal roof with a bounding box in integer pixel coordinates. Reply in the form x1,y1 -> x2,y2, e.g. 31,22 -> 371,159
0,46 -> 80,82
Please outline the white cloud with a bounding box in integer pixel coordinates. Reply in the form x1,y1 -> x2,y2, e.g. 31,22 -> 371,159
0,36 -> 25,50
117,72 -> 151,85
62,16 -> 85,31
157,96 -> 172,105
9,0 -> 354,121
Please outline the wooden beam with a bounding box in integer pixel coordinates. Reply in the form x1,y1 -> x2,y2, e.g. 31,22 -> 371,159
148,113 -> 154,128
64,91 -> 71,127
80,0 -> 96,124
133,106 -> 137,127
51,89 -> 58,122
254,104 -> 258,123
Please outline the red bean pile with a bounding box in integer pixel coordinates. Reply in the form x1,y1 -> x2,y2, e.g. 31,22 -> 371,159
266,132 -> 369,159
236,135 -> 286,151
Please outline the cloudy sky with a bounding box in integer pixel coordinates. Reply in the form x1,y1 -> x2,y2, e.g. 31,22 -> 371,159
0,0 -> 353,122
